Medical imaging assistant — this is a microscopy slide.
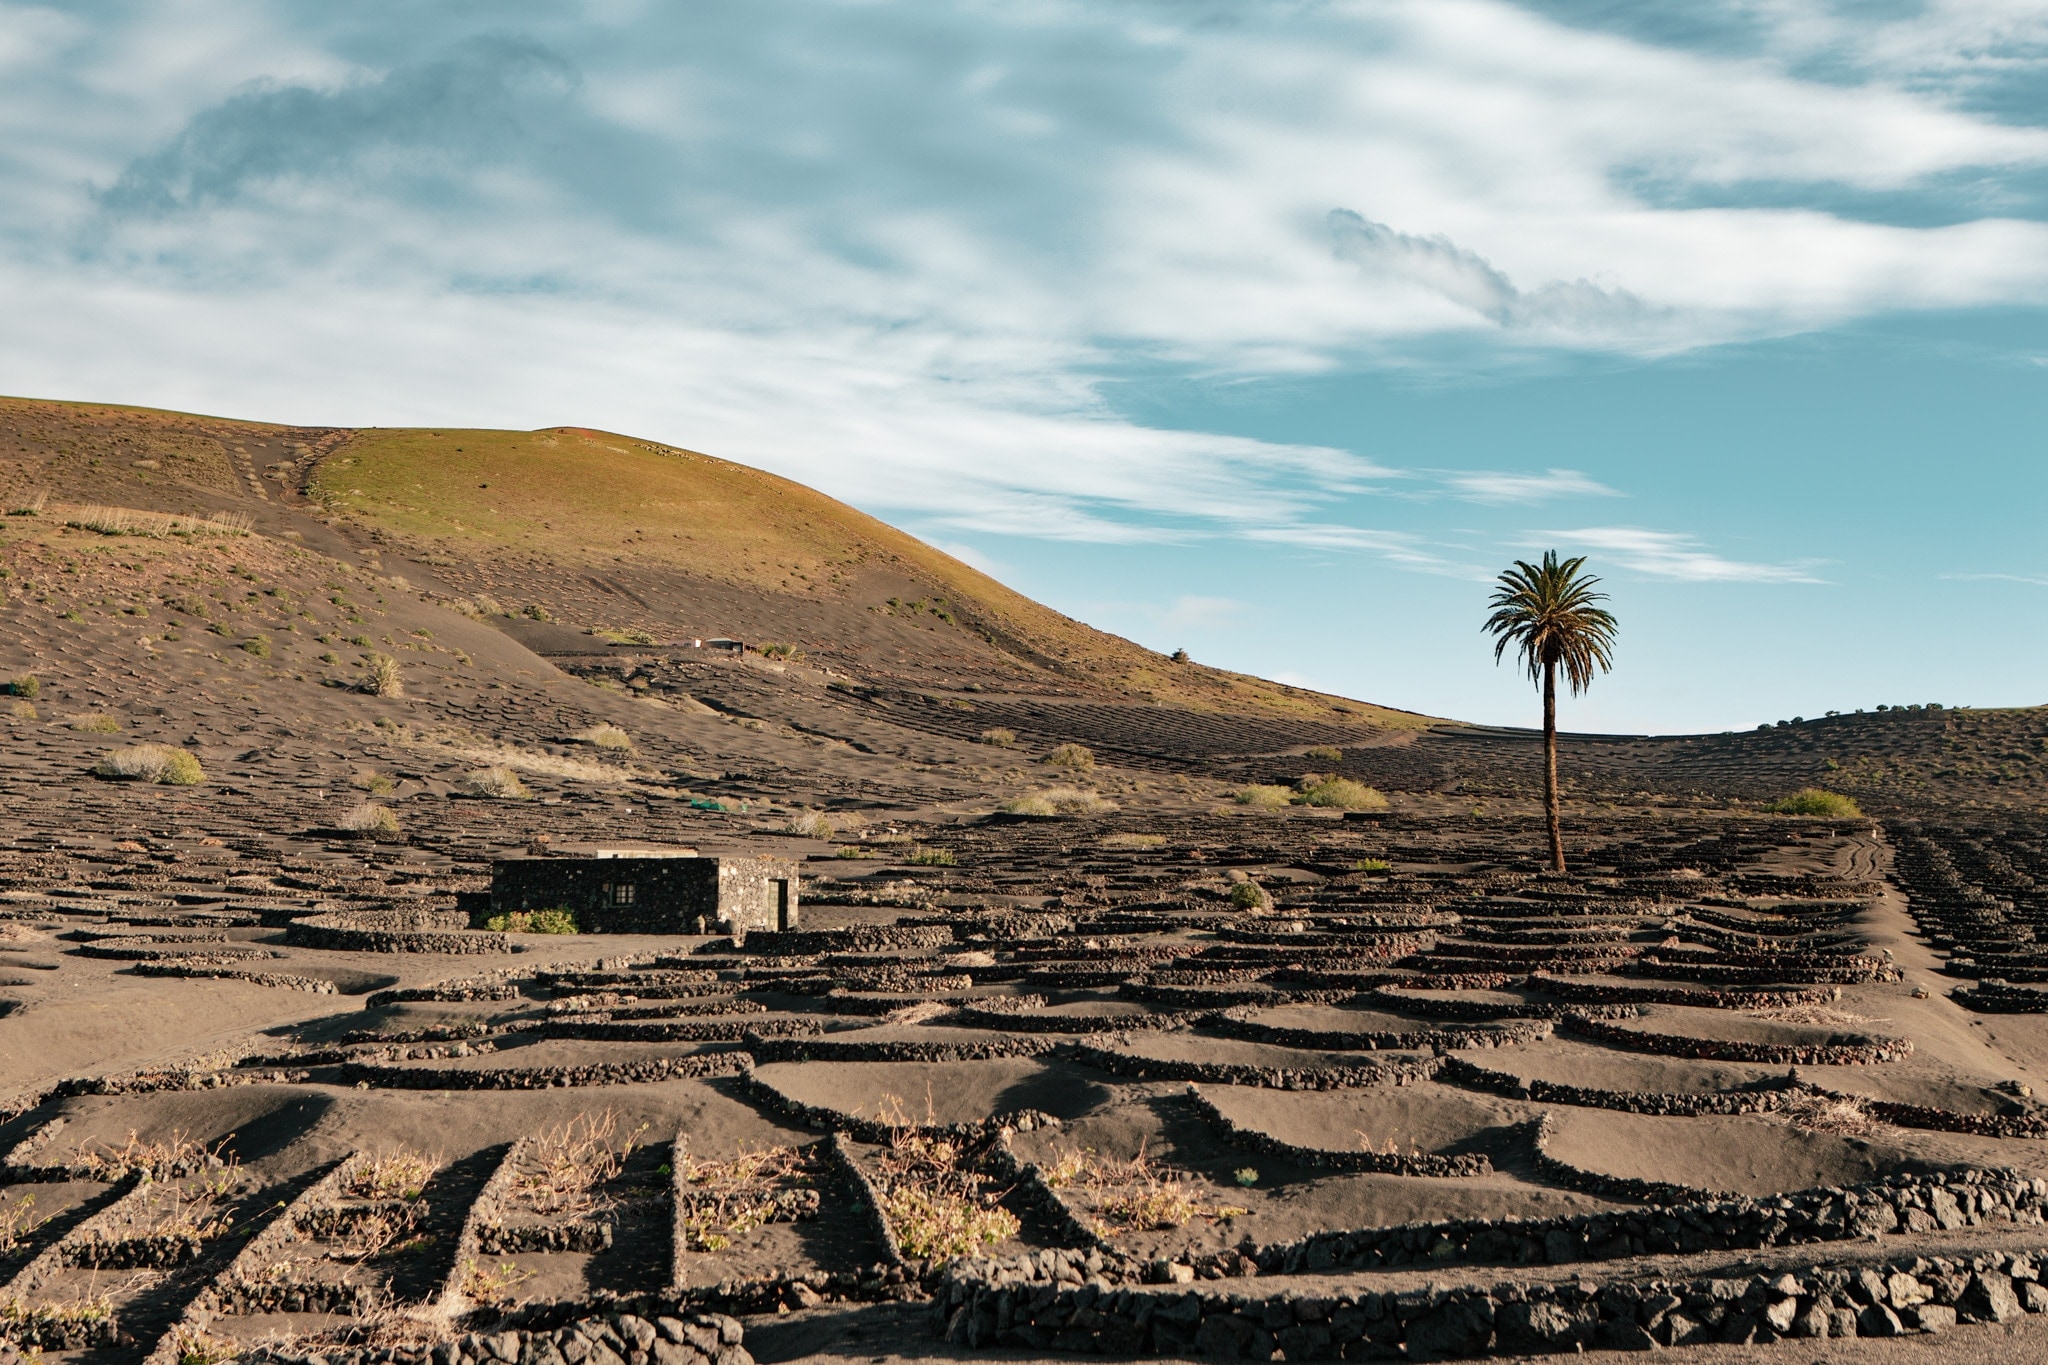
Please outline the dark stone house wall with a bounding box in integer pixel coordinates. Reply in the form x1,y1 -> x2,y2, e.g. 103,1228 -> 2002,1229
488,856 -> 799,933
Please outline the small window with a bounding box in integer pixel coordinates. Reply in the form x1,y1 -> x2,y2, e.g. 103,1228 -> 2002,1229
612,882 -> 636,906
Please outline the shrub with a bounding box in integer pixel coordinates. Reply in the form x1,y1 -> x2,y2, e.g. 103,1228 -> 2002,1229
835,845 -> 878,859
1042,743 -> 1095,770
319,651 -> 340,664
758,642 -> 803,661
1001,787 -> 1111,817
882,1186 -> 1019,1259
361,653 -> 403,697
352,771 -> 396,795
907,845 -> 957,866
1352,857 -> 1391,873
1233,1167 -> 1260,1187
1228,881 -> 1272,912
339,802 -> 401,839
1234,785 -> 1292,809
484,909 -> 578,934
522,603 -> 554,622
1101,832 -> 1166,848
345,1150 -> 439,1202
1098,1180 -> 1203,1230
68,713 -> 121,733
4,675 -> 37,699
239,635 -> 270,658
1764,788 -> 1862,817
1294,777 -> 1387,810
978,727 -> 1017,747
785,811 -> 836,839
9,700 -> 34,720
94,745 -> 204,785
1305,745 -> 1344,763
461,766 -> 530,799
576,723 -> 634,752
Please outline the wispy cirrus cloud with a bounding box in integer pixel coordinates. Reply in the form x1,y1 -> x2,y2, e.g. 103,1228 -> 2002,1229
1328,210 -> 1658,341
1238,523 -> 1485,578
4,0 -> 2048,566
1941,571 -> 2048,587
1538,527 -> 1826,583
1442,468 -> 1621,504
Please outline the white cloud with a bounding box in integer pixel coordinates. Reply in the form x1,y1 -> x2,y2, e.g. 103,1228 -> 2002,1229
920,538 -> 1006,577
1940,571 -> 2048,587
1161,595 -> 1244,630
1329,210 -> 1656,339
1538,527 -> 1826,583
2,1 -> 2047,555
1443,468 -> 1621,504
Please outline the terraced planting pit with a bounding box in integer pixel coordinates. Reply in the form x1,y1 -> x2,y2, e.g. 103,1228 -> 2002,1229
10,807 -> 2048,1363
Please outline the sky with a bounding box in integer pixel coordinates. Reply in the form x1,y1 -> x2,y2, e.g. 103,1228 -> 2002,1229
4,1 -> 2048,734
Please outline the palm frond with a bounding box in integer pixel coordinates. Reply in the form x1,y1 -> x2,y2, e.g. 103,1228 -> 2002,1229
1482,550 -> 1618,695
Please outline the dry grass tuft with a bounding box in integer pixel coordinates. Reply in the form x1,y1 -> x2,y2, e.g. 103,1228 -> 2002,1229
459,765 -> 530,799
1750,1005 -> 1882,1028
784,810 -> 836,839
1101,832 -> 1167,849
576,723 -> 634,752
1234,784 -> 1293,809
1294,776 -> 1387,810
1001,786 -> 1112,817
1042,742 -> 1096,770
63,504 -> 251,539
1780,1092 -> 1878,1136
93,745 -> 204,785
380,721 -> 648,787
339,802 -> 401,839
67,713 -> 122,733
978,727 -> 1017,747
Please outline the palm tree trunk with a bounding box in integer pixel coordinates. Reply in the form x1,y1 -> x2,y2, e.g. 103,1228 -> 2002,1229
1543,659 -> 1565,873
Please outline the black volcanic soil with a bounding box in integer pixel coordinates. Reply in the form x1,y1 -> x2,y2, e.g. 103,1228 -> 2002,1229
2,397 -> 2048,1363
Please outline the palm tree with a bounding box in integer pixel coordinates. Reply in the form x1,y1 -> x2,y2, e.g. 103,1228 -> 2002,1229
1483,551 -> 1618,874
